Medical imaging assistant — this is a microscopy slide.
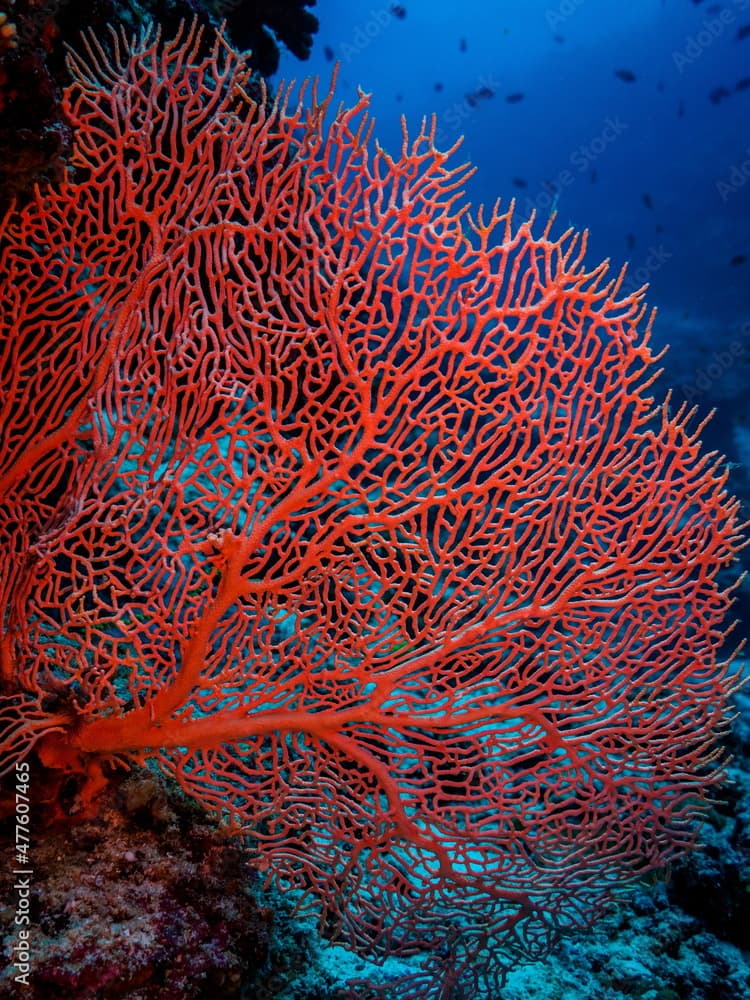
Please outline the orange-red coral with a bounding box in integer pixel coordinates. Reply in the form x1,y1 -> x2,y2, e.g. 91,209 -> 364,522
0,23 -> 744,998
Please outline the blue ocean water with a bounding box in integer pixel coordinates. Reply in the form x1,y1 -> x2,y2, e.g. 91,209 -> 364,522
278,0 -> 750,402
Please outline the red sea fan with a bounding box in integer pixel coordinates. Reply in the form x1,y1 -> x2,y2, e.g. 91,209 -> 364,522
0,22 -> 744,998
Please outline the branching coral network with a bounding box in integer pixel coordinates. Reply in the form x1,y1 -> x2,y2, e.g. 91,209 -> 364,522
0,22 -> 744,999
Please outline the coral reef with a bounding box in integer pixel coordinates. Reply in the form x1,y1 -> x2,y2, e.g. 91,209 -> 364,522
0,767 -> 276,999
0,0 -> 318,210
2,12 -> 747,1000
207,0 -> 318,75
2,697 -> 749,998
1,21 -> 744,1000
499,677 -> 750,999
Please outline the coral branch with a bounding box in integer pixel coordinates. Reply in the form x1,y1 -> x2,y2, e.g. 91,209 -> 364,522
0,21 -> 743,999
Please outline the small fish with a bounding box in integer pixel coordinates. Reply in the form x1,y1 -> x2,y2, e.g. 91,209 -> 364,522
390,3 -> 407,18
323,45 -> 334,62
590,168 -> 597,183
709,85 -> 731,104
642,192 -> 654,210
477,85 -> 494,99
737,24 -> 750,41
626,233 -> 636,251
465,92 -> 477,108
512,177 -> 528,188
615,69 -> 636,83
677,99 -> 685,117
736,77 -> 750,91
553,33 -> 565,44
730,254 -> 747,266
434,81 -> 443,92
505,92 -> 524,103
459,37 -> 467,53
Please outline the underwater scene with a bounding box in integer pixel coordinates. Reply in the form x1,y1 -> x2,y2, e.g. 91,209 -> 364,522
1,1 -> 750,998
